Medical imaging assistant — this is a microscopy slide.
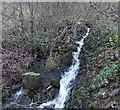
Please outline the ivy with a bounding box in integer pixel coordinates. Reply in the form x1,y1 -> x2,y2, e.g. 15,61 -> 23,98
90,84 -> 96,89
91,64 -> 118,87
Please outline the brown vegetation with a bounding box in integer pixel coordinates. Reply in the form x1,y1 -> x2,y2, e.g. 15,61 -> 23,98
1,2 -> 119,109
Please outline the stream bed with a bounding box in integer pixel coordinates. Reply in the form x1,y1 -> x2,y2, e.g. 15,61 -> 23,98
37,27 -> 90,109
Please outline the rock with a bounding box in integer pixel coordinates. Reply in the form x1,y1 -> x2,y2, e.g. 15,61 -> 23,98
45,56 -> 60,72
29,59 -> 41,72
22,56 -> 34,69
50,79 -> 60,88
60,52 -> 72,66
22,72 -> 43,91
31,43 -> 48,59
11,84 -> 22,92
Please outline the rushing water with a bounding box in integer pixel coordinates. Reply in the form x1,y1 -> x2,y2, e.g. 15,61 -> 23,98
37,27 -> 90,109
13,86 -> 23,102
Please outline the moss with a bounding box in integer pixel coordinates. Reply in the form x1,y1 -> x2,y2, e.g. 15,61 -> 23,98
22,89 -> 29,96
88,103 -> 98,110
23,69 -> 32,73
66,43 -> 76,51
80,69 -> 86,74
45,56 -> 60,72
60,52 -> 72,66
50,78 -> 60,88
33,93 -> 43,103
23,72 -> 42,91
1,90 -> 9,99
50,78 -> 58,84
47,93 -> 53,100
40,44 -> 47,54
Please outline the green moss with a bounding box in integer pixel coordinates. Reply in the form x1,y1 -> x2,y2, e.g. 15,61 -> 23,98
23,69 -> 32,73
67,43 -> 74,50
33,93 -> 43,103
80,69 -> 86,74
45,56 -> 59,72
88,103 -> 98,110
21,89 -> 29,96
23,72 -> 41,91
50,79 -> 59,85
0,90 -> 9,99
40,43 -> 47,54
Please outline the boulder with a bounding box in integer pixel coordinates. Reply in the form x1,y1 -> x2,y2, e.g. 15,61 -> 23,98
45,56 -> 60,72
22,72 -> 43,91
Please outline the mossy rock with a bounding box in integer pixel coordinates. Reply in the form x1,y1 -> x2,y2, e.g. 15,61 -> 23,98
21,89 -> 29,96
45,56 -> 60,72
29,60 -> 41,71
50,78 -> 60,88
23,57 -> 34,69
22,72 -> 43,91
65,42 -> 76,51
23,69 -> 32,73
60,52 -> 72,66
80,69 -> 86,74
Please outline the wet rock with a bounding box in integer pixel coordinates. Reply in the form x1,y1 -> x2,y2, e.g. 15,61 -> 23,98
50,79 -> 60,88
11,84 -> 22,92
22,72 -> 43,91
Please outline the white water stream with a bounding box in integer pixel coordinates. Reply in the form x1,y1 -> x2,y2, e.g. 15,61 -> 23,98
37,27 -> 90,109
13,86 -> 23,102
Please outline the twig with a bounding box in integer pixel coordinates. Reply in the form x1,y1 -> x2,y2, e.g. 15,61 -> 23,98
90,2 -> 119,22
4,101 -> 30,108
43,85 -> 52,93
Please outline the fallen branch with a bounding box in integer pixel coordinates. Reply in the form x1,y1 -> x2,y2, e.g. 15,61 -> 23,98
43,85 -> 52,93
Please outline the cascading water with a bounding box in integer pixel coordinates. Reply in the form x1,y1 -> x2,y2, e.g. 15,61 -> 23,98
13,86 -> 23,102
37,26 -> 90,109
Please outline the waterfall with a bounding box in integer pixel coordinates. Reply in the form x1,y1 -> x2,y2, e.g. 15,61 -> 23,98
37,27 -> 90,109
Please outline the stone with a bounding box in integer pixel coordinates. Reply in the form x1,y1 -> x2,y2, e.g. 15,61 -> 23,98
45,56 -> 60,72
22,72 -> 43,91
50,78 -> 60,88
